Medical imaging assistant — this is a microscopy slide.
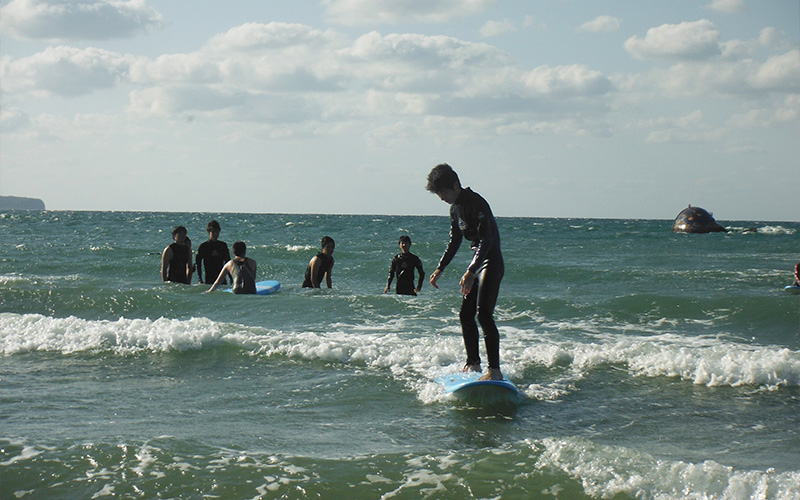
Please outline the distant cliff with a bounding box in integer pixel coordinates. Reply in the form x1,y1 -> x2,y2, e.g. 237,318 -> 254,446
0,196 -> 46,211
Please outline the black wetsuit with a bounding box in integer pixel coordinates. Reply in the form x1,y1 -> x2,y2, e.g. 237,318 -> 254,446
302,252 -> 334,288
231,258 -> 257,295
436,187 -> 504,369
386,252 -> 424,295
196,240 -> 230,284
166,242 -> 191,284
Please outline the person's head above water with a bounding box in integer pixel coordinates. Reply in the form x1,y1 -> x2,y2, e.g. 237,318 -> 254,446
232,241 -> 247,257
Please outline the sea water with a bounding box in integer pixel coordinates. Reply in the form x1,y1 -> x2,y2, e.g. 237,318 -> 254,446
1,211 -> 798,499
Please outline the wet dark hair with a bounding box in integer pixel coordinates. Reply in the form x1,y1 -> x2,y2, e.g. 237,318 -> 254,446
321,236 -> 335,249
426,163 -> 460,193
172,225 -> 187,237
207,220 -> 221,232
232,241 -> 246,257
398,235 -> 411,245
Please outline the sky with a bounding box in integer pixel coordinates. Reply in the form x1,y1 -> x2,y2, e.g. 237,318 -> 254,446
1,0 -> 798,220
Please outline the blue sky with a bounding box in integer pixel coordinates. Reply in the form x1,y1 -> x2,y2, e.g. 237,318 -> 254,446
1,0 -> 798,220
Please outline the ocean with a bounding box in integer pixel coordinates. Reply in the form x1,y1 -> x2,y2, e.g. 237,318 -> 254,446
1,210 -> 798,499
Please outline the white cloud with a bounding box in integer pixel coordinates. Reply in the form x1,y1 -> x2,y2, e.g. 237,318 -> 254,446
479,19 -> 517,38
523,65 -> 612,97
126,23 -> 349,94
747,49 -> 800,92
730,95 -> 800,128
577,15 -> 621,33
0,45 -> 136,96
0,108 -> 31,132
707,0 -> 745,14
624,19 -> 721,60
347,31 -> 508,69
642,110 -> 727,144
204,22 -> 345,54
3,16 -> 788,150
322,0 -> 496,26
640,49 -> 800,97
0,18 -> 616,131
0,0 -> 163,40
124,26 -> 615,123
343,31 -> 513,97
721,27 -> 796,59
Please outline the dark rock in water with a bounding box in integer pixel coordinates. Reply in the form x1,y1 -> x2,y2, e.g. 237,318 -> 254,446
0,196 -> 46,211
672,205 -> 726,233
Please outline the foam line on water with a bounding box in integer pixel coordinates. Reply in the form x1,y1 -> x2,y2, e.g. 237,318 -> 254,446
3,435 -> 798,499
2,313 -> 797,393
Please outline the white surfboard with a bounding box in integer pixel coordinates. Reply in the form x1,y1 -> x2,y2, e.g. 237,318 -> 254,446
784,285 -> 800,295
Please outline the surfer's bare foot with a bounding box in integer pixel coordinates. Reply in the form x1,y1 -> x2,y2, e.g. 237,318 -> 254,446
463,363 -> 482,373
477,368 -> 503,381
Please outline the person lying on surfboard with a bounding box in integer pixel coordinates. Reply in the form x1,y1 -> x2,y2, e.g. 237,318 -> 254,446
205,241 -> 257,294
427,163 -> 505,382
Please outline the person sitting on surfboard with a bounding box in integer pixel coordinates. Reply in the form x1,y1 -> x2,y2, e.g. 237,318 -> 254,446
302,236 -> 335,288
427,163 -> 505,382
161,225 -> 192,284
384,235 -> 424,296
205,241 -> 257,294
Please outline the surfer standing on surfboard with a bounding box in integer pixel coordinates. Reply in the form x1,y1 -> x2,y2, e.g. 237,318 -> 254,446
427,163 -> 505,382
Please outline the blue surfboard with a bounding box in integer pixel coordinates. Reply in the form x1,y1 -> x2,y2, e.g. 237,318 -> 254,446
222,280 -> 281,295
437,371 -> 521,403
784,285 -> 800,295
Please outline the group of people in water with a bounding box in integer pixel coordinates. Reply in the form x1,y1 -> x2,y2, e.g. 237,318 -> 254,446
160,163 -> 511,382
160,220 -> 336,294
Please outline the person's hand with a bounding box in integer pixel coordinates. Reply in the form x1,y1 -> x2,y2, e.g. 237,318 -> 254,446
459,270 -> 475,296
429,269 -> 442,289
383,286 -> 389,294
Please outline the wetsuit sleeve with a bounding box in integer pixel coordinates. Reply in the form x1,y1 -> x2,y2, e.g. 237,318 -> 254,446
415,255 -> 424,290
195,245 -> 204,282
386,256 -> 397,287
466,200 -> 498,274
436,206 -> 462,271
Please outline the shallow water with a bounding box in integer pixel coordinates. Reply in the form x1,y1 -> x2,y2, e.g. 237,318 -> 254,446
2,211 -> 799,499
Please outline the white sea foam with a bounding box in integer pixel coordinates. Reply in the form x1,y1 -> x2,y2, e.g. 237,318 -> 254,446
726,225 -> 796,235
285,244 -> 314,252
2,313 -> 798,394
0,313 -> 242,355
757,225 -> 795,235
4,435 -> 798,499
534,437 -> 800,500
0,274 -> 29,286
506,331 -> 800,391
0,444 -> 42,466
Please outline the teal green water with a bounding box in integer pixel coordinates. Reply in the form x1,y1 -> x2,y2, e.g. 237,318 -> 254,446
1,211 -> 799,499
